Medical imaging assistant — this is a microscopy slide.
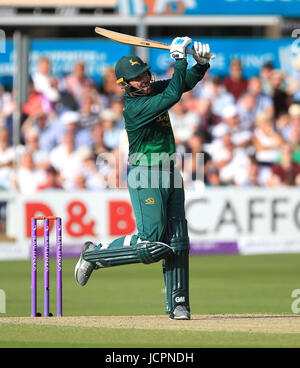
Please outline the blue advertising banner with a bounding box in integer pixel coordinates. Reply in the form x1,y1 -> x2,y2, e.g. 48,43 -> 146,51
184,0 -> 300,16
150,38 -> 298,79
0,39 -> 131,87
1,37 -> 299,87
116,0 -> 300,16
0,40 -> 13,86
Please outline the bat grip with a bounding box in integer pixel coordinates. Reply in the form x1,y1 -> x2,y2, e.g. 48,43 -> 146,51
186,48 -> 216,59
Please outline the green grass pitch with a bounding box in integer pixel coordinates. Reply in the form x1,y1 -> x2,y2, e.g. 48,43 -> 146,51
0,253 -> 300,348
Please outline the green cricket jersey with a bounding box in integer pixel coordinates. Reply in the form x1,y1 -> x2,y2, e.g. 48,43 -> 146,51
123,59 -> 209,166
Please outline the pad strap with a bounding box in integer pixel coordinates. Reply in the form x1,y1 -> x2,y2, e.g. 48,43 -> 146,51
83,241 -> 173,268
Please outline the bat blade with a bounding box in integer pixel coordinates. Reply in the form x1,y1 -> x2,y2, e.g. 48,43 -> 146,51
95,27 -> 171,50
95,27 -> 216,59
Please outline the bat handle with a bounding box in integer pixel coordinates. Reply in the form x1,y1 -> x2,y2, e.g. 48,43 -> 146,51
186,48 -> 216,59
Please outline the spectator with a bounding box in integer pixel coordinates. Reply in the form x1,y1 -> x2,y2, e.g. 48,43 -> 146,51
201,75 -> 235,118
0,86 -> 14,129
22,80 -> 52,118
275,112 -> 290,138
192,68 -> 212,99
106,148 -> 127,189
180,90 -> 200,113
260,61 -> 274,95
100,109 -> 122,150
60,110 -> 93,149
37,166 -> 62,190
110,95 -> 125,129
62,61 -> 94,106
32,57 -> 60,103
270,143 -> 300,186
269,69 -> 291,118
237,92 -> 257,131
253,112 -> 283,166
49,130 -> 82,190
0,127 -> 15,190
234,155 -> 271,186
192,98 -> 217,142
3,53 -> 300,191
205,164 -> 226,186
285,105 -> 300,165
282,104 -> 300,149
158,62 -> 175,81
23,127 -> 50,170
55,80 -> 79,114
0,127 -> 15,169
78,147 -> 107,190
237,155 -> 259,186
247,76 -> 274,117
168,99 -> 199,145
293,145 -> 300,165
79,93 -> 100,131
0,165 -> 14,190
222,58 -> 248,101
91,122 -> 110,156
181,92 -> 218,137
209,130 -> 249,184
182,132 -> 211,187
21,111 -> 60,152
100,66 -> 124,107
14,151 -> 45,194
73,173 -> 88,190
211,104 -> 252,149
0,85 -> 9,114
289,54 -> 300,103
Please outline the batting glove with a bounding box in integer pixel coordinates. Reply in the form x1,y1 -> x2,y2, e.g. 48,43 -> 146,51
170,36 -> 192,60
193,41 -> 211,65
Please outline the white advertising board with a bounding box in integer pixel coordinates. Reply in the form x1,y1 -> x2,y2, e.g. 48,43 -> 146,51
0,187 -> 300,259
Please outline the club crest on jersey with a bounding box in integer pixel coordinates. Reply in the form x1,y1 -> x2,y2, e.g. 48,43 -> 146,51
145,197 -> 155,205
129,59 -> 140,66
156,113 -> 171,127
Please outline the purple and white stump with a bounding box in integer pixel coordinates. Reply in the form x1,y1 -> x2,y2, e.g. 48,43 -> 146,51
31,218 -> 37,317
30,216 -> 63,317
43,218 -> 50,317
56,218 -> 63,317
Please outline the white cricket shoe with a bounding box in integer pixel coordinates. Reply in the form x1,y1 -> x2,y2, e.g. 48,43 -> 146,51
75,241 -> 97,286
169,305 -> 191,320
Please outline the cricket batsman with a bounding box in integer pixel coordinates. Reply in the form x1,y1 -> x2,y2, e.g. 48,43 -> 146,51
75,37 -> 211,320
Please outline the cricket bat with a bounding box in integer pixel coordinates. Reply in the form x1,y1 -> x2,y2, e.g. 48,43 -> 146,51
95,27 -> 216,59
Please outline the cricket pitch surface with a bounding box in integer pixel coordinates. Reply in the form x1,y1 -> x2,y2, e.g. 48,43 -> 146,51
1,314 -> 299,334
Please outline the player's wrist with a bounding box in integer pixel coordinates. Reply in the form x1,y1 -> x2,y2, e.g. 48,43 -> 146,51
195,62 -> 210,71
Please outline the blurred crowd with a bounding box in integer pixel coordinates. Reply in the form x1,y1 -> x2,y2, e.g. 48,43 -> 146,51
1,55 -> 300,193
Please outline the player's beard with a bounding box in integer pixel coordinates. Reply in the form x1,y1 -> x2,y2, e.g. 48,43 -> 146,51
130,83 -> 151,96
129,73 -> 154,96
